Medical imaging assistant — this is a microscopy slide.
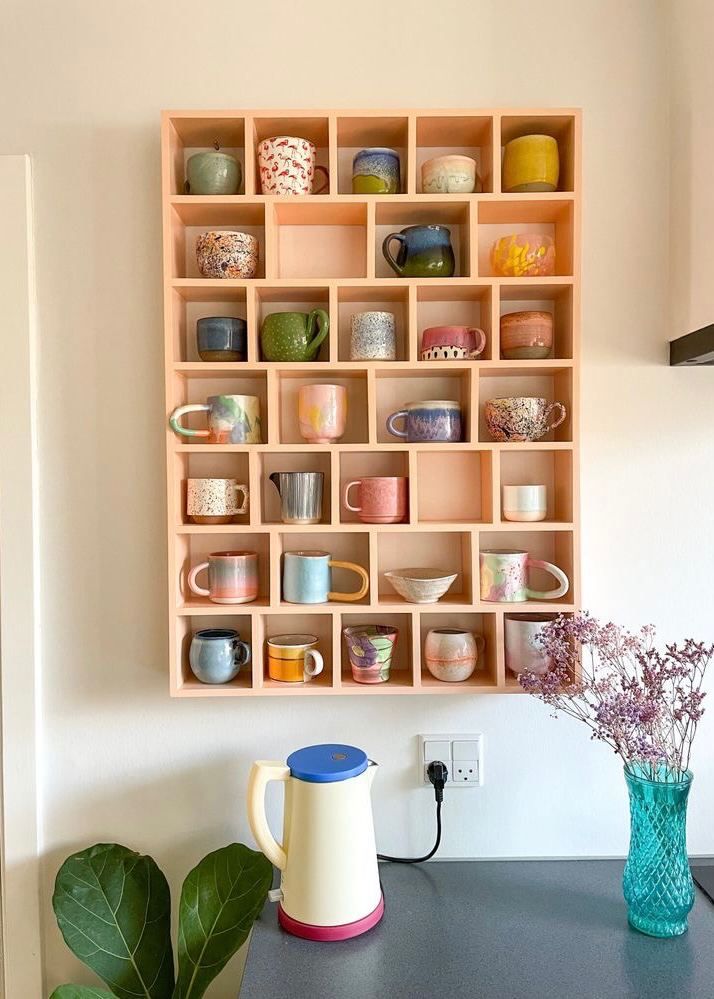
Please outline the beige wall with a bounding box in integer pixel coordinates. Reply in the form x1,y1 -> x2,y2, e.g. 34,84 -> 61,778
2,0 -> 712,993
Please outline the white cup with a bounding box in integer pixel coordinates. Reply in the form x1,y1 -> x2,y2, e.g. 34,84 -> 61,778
502,484 -> 547,522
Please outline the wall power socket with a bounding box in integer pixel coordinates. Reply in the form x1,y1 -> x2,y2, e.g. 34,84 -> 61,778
419,734 -> 484,788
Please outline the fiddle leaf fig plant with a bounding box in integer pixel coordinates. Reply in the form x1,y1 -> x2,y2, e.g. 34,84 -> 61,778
51,842 -> 272,999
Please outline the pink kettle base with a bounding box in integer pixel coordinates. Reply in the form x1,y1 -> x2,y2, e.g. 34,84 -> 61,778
278,895 -> 384,942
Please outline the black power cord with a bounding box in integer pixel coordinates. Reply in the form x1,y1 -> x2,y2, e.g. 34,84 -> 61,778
377,760 -> 448,864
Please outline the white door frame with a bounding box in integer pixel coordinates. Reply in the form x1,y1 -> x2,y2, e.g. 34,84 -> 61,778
0,154 -> 44,994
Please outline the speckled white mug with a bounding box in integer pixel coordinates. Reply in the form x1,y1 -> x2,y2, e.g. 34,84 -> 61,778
186,478 -> 249,525
350,311 -> 396,361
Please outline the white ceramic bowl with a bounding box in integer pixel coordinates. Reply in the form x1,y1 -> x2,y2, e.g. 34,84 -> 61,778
384,568 -> 457,604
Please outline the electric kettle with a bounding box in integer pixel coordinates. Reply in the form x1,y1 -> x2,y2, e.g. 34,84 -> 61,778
248,743 -> 384,941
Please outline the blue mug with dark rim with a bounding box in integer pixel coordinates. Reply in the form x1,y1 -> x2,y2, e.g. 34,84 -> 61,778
382,225 -> 455,278
196,317 -> 247,362
189,628 -> 250,684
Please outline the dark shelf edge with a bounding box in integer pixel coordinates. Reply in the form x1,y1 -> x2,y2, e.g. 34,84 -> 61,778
669,324 -> 714,365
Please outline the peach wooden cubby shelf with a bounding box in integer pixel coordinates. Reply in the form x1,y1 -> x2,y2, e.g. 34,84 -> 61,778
162,108 -> 581,697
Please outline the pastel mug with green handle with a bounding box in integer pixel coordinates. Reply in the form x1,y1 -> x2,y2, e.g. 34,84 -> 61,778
480,549 -> 569,603
260,310 -> 329,362
169,394 -> 261,444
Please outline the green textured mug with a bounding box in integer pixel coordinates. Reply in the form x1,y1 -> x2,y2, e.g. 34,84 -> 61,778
260,310 -> 329,362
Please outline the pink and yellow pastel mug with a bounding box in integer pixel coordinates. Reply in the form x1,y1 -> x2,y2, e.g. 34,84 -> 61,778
298,383 -> 347,443
479,549 -> 569,603
188,550 -> 259,604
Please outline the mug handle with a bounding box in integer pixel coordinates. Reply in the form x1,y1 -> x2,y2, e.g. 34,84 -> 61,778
544,402 -> 567,433
312,165 -> 329,195
303,648 -> 324,680
473,633 -> 486,657
382,232 -> 406,275
232,483 -> 249,515
467,327 -> 487,358
386,410 -> 409,439
343,479 -> 362,513
188,562 -> 210,597
328,560 -> 369,602
232,637 -> 251,668
169,403 -> 210,438
525,558 -> 569,600
306,309 -> 330,358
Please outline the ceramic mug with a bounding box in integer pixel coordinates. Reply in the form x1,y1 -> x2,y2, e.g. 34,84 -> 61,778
387,400 -> 462,443
352,147 -> 401,194
257,136 -> 329,195
502,134 -> 560,193
424,629 -> 485,683
260,310 -> 329,362
266,634 -> 324,683
504,615 -> 554,676
500,311 -> 553,360
343,625 -> 398,684
188,550 -> 259,604
186,478 -> 249,524
185,149 -> 241,195
350,311 -> 396,361
485,396 -> 566,443
383,225 -> 456,278
479,549 -> 569,603
196,231 -> 258,279
169,394 -> 262,444
196,317 -> 247,361
502,484 -> 547,523
490,233 -> 555,278
298,384 -> 347,443
282,550 -> 369,604
189,628 -> 250,684
269,471 -> 323,525
343,476 -> 408,524
421,325 -> 486,361
421,154 -> 478,194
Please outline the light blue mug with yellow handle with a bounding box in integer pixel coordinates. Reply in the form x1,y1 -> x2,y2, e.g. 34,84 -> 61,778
282,550 -> 369,604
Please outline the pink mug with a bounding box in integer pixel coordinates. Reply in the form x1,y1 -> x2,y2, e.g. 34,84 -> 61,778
343,476 -> 408,524
479,549 -> 569,603
298,384 -> 347,443
421,325 -> 487,361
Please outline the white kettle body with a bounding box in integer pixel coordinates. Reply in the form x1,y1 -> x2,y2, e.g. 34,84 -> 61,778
248,744 -> 383,941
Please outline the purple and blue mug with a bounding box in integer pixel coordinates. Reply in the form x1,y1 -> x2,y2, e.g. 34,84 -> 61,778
386,400 -> 462,443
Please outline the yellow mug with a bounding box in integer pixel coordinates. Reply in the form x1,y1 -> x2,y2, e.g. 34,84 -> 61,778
267,634 -> 324,683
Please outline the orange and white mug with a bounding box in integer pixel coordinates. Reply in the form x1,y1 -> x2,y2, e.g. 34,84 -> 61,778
267,634 -> 324,683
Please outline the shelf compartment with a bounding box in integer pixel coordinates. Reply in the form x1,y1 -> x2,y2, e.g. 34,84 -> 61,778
261,613 -> 335,691
170,287 -> 249,364
255,286 -> 330,362
175,613 -> 255,694
277,370 -> 368,445
338,450 -> 410,525
500,114 -> 577,194
416,284 -> 494,361
418,611 -> 498,689
375,368 -> 473,445
377,530 -> 473,606
336,116 -> 409,195
337,285 -> 410,361
170,371 -> 269,445
173,450 -> 251,528
340,612 -> 414,690
417,449 -> 492,524
272,202 -> 367,279
165,115 -> 246,197
374,201 -> 471,278
478,368 -> 573,444
279,531 -> 371,607
499,448 -> 573,524
176,531 -> 271,610
477,198 -> 574,278
478,529 -> 574,608
415,115 -> 493,194
499,282 -> 574,360
171,203 -> 266,280
250,116 -> 330,195
502,610 -> 574,690
259,451 -> 332,526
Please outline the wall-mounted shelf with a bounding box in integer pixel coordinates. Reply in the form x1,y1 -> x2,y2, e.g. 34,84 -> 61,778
162,108 -> 581,696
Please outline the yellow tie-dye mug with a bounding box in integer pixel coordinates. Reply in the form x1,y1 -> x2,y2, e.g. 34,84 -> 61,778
297,383 -> 347,444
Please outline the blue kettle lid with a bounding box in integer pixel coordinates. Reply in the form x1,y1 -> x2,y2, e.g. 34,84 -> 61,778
287,744 -> 368,783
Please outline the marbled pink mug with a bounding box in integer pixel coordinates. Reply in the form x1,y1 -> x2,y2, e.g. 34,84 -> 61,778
343,476 -> 408,524
479,549 -> 569,603
188,550 -> 259,605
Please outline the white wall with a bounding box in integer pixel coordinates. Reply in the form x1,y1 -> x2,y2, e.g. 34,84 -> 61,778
1,0 -> 713,992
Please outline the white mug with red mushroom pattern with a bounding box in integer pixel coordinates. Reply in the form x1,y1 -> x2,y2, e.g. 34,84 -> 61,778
257,136 -> 329,195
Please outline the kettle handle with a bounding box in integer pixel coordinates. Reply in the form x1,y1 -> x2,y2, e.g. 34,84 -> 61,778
247,761 -> 290,870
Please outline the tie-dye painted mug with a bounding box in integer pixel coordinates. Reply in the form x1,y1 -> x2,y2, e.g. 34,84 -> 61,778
188,550 -> 259,604
169,394 -> 261,444
480,549 -> 569,603
298,384 -> 347,443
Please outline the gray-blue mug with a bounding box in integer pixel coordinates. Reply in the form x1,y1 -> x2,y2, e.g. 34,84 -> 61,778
196,317 -> 247,362
189,628 -> 250,684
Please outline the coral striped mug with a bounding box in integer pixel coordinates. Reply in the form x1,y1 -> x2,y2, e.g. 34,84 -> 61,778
188,551 -> 258,604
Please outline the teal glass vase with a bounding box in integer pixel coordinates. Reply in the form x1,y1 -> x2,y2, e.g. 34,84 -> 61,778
622,764 -> 694,937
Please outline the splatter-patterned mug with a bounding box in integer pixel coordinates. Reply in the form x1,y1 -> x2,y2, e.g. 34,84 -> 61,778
480,549 -> 569,603
169,394 -> 262,444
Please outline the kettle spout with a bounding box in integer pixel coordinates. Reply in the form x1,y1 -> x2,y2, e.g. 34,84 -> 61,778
269,471 -> 281,493
366,759 -> 378,788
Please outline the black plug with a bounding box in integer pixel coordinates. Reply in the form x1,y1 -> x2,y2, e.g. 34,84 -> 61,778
427,760 -> 448,803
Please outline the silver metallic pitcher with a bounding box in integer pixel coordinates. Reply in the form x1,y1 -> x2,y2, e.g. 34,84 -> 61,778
269,471 -> 324,525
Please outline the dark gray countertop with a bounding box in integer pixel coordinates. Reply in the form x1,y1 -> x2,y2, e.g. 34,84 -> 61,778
241,860 -> 714,999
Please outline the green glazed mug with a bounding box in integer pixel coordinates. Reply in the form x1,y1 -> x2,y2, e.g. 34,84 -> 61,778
260,310 -> 330,362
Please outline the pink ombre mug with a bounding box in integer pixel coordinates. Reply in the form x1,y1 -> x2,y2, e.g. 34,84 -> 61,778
298,384 -> 347,443
188,550 -> 258,604
343,476 -> 408,524
479,549 -> 569,603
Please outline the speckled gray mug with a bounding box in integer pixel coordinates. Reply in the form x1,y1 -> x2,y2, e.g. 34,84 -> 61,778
350,311 -> 396,361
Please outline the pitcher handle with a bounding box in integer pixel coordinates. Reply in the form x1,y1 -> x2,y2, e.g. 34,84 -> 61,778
526,558 -> 569,600
386,410 -> 409,439
343,479 -> 362,512
544,401 -> 567,433
187,561 -> 210,597
169,403 -> 210,438
467,327 -> 487,358
306,308 -> 330,359
247,762 -> 290,870
382,232 -> 406,276
328,560 -> 369,602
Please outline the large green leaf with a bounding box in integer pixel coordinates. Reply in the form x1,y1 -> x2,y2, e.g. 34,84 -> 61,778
174,843 -> 272,999
50,986 -> 116,998
53,843 -> 174,999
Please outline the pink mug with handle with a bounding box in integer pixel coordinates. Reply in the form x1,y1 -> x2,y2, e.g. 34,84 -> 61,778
480,549 -> 569,603
421,325 -> 487,361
